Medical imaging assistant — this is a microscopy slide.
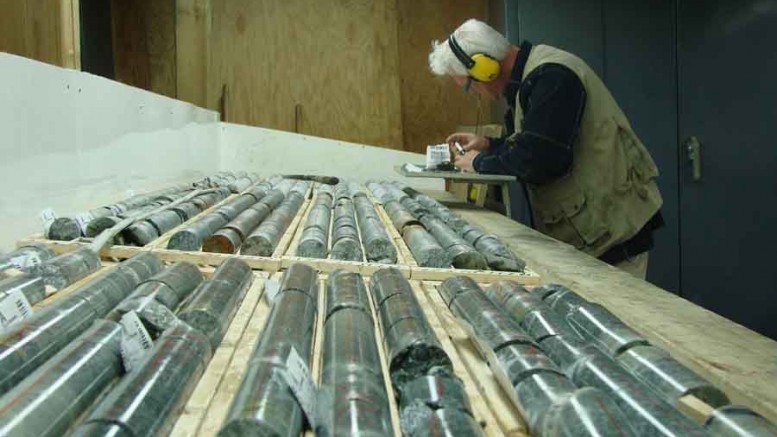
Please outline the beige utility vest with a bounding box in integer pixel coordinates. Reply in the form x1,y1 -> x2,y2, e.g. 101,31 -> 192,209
512,45 -> 663,257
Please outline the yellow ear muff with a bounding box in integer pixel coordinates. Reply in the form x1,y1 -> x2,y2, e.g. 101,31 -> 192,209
468,53 -> 501,82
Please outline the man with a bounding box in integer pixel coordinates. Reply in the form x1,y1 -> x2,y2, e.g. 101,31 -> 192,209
429,19 -> 664,279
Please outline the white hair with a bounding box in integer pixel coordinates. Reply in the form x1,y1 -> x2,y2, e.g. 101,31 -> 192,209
428,19 -> 511,76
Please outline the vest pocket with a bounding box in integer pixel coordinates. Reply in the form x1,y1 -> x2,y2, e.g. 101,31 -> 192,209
538,190 -> 609,250
619,127 -> 659,183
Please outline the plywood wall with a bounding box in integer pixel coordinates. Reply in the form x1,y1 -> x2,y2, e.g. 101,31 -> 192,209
1,0 -> 496,153
109,0 -> 493,153
198,0 -> 493,152
0,0 -> 80,68
111,0 -> 177,98
395,0 -> 494,154
207,0 -> 405,150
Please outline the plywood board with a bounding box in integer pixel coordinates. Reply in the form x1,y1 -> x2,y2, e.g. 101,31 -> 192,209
207,0 -> 404,149
176,0 -> 211,108
0,0 -> 68,67
395,0 -> 494,153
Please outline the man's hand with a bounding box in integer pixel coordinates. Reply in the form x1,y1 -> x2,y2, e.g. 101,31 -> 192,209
454,150 -> 480,173
446,132 -> 489,153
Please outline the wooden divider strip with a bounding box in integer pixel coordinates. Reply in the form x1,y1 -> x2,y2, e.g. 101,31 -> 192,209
281,255 -> 411,278
153,248 -> 281,271
19,234 -> 540,285
361,275 -> 403,437
148,193 -> 238,249
282,187 -> 318,258
170,273 -> 267,436
194,273 -> 276,436
364,189 -> 417,267
302,277 -> 327,437
410,266 -> 541,284
420,281 -> 529,436
272,183 -> 315,258
409,280 -> 504,437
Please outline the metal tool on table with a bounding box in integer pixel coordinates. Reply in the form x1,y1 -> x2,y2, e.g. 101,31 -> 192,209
281,175 -> 340,185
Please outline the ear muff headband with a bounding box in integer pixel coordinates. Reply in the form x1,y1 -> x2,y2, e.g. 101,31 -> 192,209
448,35 -> 475,69
447,35 -> 500,83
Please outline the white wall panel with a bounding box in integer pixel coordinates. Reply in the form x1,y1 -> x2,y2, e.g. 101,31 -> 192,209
0,53 -> 220,250
218,123 -> 443,190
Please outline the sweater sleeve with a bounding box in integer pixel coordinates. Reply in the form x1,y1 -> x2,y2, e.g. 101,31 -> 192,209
474,63 -> 586,185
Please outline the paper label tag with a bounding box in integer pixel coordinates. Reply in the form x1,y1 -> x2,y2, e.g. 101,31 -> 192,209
8,252 -> 42,269
282,346 -> 317,427
264,279 -> 281,304
425,144 -> 451,169
0,287 -> 33,329
109,204 -> 125,215
403,163 -> 425,173
120,311 -> 154,372
74,212 -> 93,234
39,208 -> 57,234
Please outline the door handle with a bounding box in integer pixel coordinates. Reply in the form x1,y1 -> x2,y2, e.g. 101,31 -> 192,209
685,136 -> 702,181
